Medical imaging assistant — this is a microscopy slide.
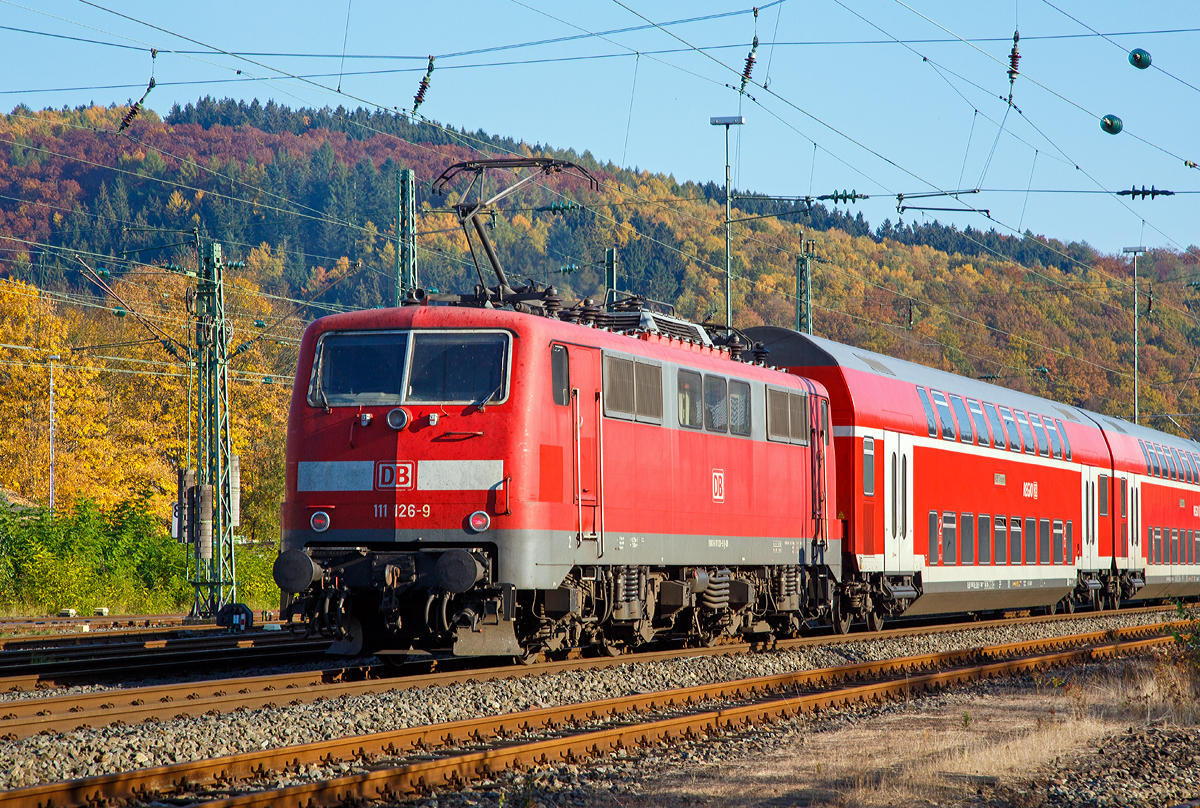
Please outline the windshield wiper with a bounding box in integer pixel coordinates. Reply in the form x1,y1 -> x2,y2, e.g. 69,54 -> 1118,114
476,382 -> 504,411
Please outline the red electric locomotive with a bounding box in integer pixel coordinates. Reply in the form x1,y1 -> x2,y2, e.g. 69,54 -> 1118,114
276,302 -> 841,657
274,158 -> 842,657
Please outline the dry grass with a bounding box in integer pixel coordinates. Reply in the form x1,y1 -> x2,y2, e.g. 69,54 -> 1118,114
612,657 -> 1199,808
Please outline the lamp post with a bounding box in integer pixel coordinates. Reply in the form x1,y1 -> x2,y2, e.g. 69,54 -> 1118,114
710,116 -> 744,335
1123,246 -> 1146,424
48,354 -> 60,511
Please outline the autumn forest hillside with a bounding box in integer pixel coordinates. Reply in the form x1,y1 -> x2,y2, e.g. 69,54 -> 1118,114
1,98 -> 1198,607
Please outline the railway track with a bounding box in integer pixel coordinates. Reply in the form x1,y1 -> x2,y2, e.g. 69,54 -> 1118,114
0,613 -> 191,635
0,606 -> 1177,741
0,630 -> 329,690
0,620 -> 1180,808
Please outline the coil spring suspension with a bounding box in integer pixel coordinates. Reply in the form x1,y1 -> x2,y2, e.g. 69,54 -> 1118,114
774,565 -> 800,598
701,569 -> 731,609
621,565 -> 640,603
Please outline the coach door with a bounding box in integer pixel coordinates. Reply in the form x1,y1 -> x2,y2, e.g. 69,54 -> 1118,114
569,345 -> 602,550
1080,466 -> 1101,570
885,432 -> 916,573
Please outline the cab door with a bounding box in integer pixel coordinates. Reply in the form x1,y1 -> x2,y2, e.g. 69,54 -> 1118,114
568,345 -> 601,546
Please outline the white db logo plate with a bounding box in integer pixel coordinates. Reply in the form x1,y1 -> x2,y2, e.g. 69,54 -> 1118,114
376,462 -> 414,490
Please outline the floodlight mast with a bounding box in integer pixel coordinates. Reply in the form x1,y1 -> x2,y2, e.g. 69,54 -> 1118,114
711,116 -> 745,335
1123,246 -> 1146,424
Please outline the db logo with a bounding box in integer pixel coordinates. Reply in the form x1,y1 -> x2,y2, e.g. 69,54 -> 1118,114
376,461 -> 414,490
712,469 -> 725,503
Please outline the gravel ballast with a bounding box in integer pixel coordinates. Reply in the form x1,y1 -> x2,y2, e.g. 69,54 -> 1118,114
0,608 -> 1183,792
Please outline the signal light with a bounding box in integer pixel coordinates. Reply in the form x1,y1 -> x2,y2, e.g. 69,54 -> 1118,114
310,511 -> 331,533
467,510 -> 491,532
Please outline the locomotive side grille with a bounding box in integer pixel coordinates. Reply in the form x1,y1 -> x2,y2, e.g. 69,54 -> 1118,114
789,393 -> 810,443
635,362 -> 663,419
767,389 -> 790,440
604,355 -> 636,415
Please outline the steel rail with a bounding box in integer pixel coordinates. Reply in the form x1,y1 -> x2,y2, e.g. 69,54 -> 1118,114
0,608 -> 1177,738
0,624 -> 1181,808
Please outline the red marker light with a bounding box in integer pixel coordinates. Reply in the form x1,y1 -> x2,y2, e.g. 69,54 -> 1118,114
310,511 -> 331,533
468,511 -> 491,532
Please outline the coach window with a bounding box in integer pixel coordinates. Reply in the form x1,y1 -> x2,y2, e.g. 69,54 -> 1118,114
1030,415 -> 1050,458
1180,450 -> 1193,483
821,399 -> 830,446
1174,448 -> 1189,483
704,376 -> 728,433
1158,445 -> 1171,478
1053,520 -> 1065,564
962,513 -> 975,565
949,395 -> 974,444
1138,441 -> 1152,474
863,438 -> 875,497
1164,446 -> 1178,480
1014,411 -> 1037,455
943,512 -> 958,565
551,345 -> 570,406
994,516 -> 1008,565
1055,419 -> 1073,461
983,402 -> 1007,450
901,455 -> 908,537
978,515 -> 992,564
930,390 -> 957,441
728,381 -> 752,436
966,399 -> 990,447
1043,415 -> 1063,459
928,511 -> 939,566
1010,518 -> 1022,564
999,407 -> 1022,452
1039,518 -> 1051,565
677,370 -> 703,428
1148,444 -> 1161,477
1067,521 -> 1074,560
1173,529 -> 1180,563
1152,527 -> 1160,564
1098,474 -> 1109,517
1184,453 -> 1196,484
1025,517 -> 1037,564
916,387 -> 938,438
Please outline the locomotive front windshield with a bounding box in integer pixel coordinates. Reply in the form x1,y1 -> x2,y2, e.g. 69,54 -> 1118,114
311,330 -> 508,406
318,332 -> 408,405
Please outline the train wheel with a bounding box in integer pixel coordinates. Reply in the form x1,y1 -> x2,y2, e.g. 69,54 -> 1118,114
866,611 -> 884,633
831,599 -> 853,635
516,649 -> 542,666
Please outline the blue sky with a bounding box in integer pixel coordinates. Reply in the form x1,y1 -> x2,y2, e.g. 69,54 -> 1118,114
1,1 -> 1197,255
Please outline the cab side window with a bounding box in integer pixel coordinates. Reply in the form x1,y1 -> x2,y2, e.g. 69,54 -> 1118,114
551,345 -> 570,406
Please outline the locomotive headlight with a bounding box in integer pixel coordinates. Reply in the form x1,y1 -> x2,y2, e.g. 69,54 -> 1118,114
467,510 -> 491,532
310,510 -> 331,533
386,407 -> 410,430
